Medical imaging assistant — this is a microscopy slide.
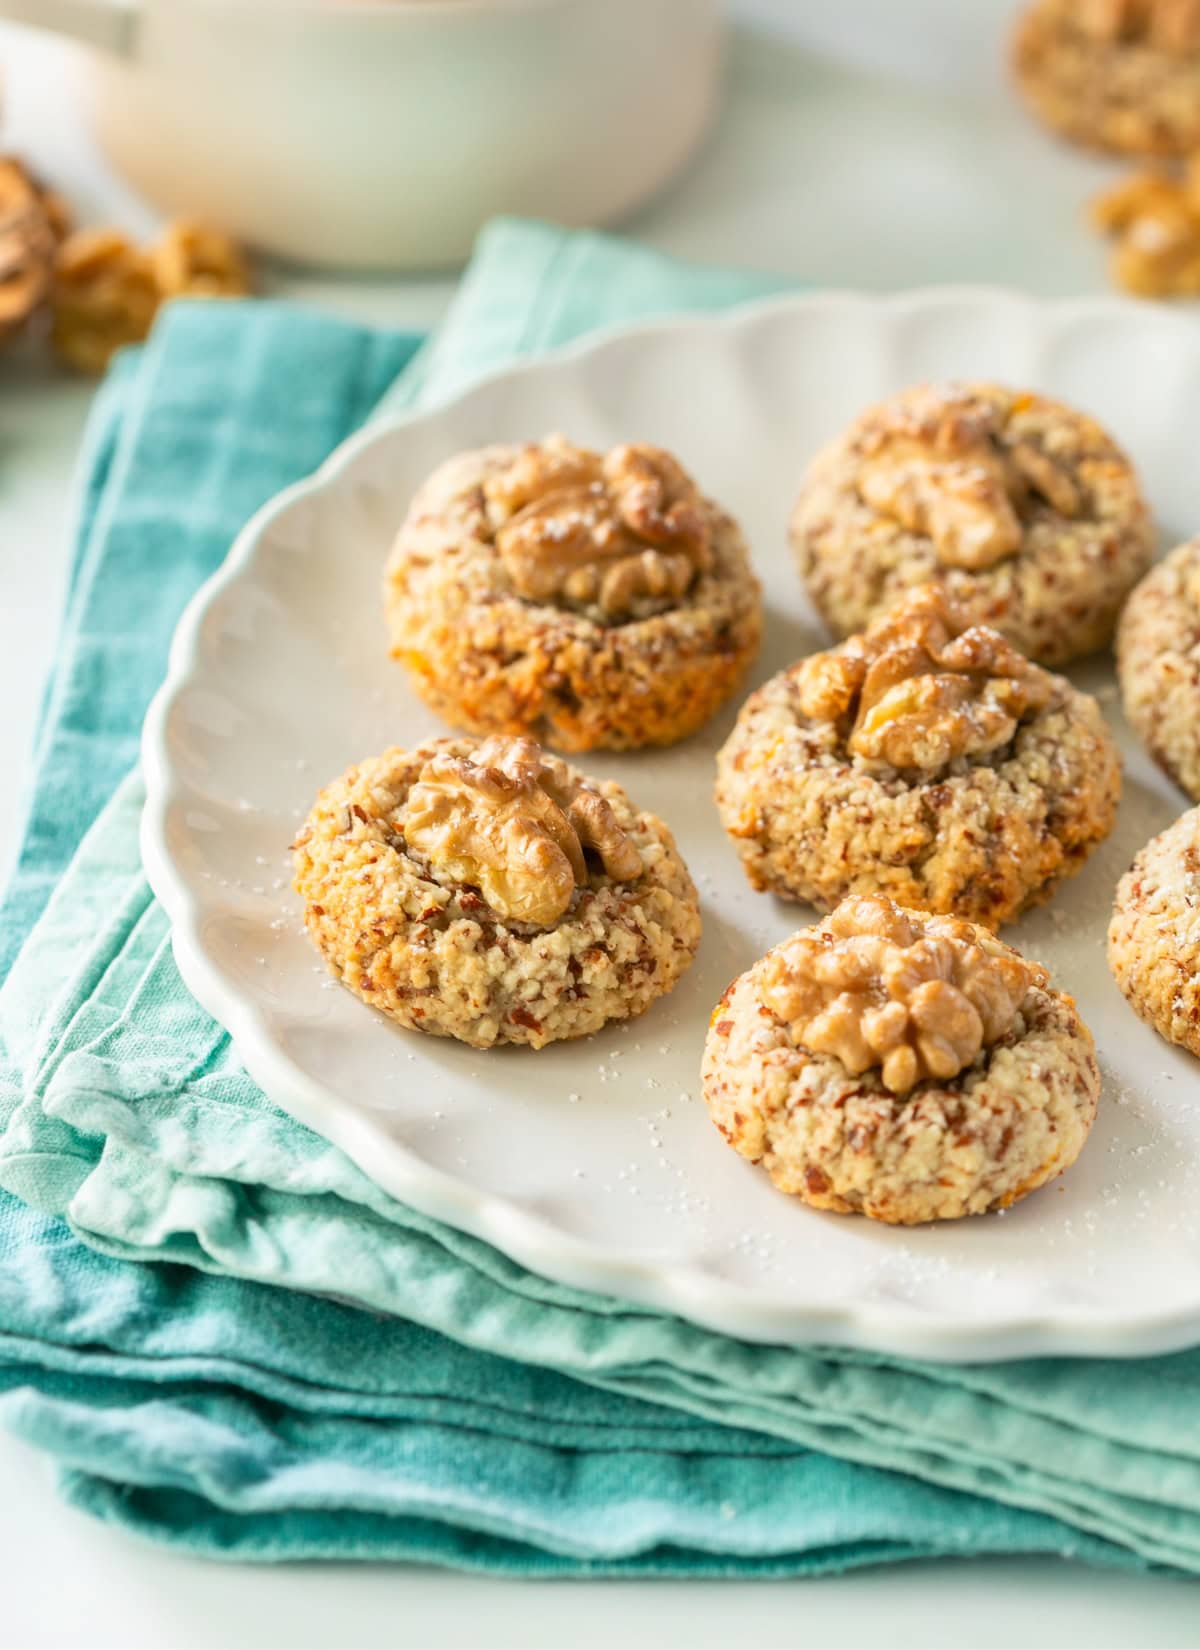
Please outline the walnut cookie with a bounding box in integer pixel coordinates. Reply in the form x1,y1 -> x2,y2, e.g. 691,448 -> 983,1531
715,586 -> 1121,929
384,436 -> 762,752
292,733 -> 701,1049
790,381 -> 1154,667
1109,806 -> 1200,1055
702,894 -> 1100,1224
1014,0 -> 1200,157
1118,538 -> 1200,800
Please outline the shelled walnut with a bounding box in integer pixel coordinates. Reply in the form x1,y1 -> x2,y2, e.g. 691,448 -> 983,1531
52,217 -> 250,374
51,229 -> 159,375
152,220 -> 251,299
761,894 -> 1046,1094
856,390 -> 1083,570
0,157 -> 70,346
402,735 -> 641,927
482,436 -> 714,620
1091,158 -> 1200,295
796,585 -> 1054,770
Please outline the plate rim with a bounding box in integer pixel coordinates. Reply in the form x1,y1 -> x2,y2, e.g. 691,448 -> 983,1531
141,283 -> 1199,1362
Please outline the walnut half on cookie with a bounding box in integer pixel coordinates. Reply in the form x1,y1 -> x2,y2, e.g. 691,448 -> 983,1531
790,382 -> 1153,666
292,734 -> 701,1049
702,894 -> 1100,1223
715,585 -> 1121,929
384,436 -> 763,752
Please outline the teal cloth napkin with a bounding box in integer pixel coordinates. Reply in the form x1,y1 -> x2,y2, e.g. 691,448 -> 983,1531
0,217 -> 1193,1574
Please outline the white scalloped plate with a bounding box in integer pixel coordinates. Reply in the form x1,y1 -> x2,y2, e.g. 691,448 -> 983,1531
142,288 -> 1200,1362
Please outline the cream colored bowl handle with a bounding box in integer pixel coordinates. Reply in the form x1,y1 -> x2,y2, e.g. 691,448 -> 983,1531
0,0 -> 137,55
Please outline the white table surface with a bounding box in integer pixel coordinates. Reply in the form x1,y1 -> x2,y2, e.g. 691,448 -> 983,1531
2,11 -> 1198,1648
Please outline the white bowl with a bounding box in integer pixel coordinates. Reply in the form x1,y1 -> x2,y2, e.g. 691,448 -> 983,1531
144,287 -> 1200,1362
1,0 -> 723,270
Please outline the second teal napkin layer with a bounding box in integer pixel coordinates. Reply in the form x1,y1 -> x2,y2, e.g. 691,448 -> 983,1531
0,219 -> 1193,1572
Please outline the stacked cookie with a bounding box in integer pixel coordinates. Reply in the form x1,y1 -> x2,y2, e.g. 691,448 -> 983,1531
291,391 -> 1194,1226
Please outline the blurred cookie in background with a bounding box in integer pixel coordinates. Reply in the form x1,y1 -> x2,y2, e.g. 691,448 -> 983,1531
0,155 -> 69,351
1014,0 -> 1200,156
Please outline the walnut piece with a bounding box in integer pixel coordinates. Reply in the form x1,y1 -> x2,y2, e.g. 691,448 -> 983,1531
52,220 -> 250,374
796,586 -> 1054,769
402,735 -> 642,927
1076,0 -> 1200,51
0,156 -> 70,344
482,436 -> 713,620
1091,159 -> 1200,296
152,220 -> 250,299
51,229 -> 159,374
856,389 -> 1082,569
762,894 -> 1046,1094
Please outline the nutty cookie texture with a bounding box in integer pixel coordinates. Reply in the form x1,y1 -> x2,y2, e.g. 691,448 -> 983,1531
789,381 -> 1153,667
292,733 -> 701,1049
715,586 -> 1121,930
1014,0 -> 1200,157
1118,538 -> 1200,800
1109,806 -> 1200,1055
702,894 -> 1099,1224
384,435 -> 762,752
